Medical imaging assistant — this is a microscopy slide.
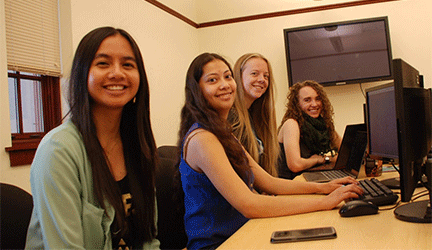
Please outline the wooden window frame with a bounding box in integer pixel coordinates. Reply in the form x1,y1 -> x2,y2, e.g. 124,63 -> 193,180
5,72 -> 62,166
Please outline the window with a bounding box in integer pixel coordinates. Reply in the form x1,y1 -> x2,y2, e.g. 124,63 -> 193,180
4,0 -> 62,166
9,71 -> 44,136
5,71 -> 61,166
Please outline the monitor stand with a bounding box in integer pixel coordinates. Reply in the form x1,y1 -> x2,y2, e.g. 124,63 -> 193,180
394,200 -> 431,223
381,177 -> 400,189
394,156 -> 432,223
381,175 -> 427,189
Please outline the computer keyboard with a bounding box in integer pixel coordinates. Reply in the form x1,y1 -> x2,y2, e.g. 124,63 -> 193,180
322,170 -> 354,179
357,178 -> 398,206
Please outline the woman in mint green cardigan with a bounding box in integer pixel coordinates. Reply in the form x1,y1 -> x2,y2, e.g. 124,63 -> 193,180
25,27 -> 160,249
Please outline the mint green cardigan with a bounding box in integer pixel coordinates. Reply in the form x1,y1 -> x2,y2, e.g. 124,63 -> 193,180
25,121 -> 160,249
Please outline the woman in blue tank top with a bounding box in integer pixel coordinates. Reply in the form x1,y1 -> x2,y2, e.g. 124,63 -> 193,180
177,53 -> 363,250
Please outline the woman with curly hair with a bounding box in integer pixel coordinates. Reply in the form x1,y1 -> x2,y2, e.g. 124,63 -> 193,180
178,54 -> 361,249
278,80 -> 342,179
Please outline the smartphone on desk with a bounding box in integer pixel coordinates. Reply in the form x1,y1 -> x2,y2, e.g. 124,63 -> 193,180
270,226 -> 337,243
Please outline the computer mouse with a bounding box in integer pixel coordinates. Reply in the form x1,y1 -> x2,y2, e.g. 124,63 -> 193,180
339,200 -> 379,217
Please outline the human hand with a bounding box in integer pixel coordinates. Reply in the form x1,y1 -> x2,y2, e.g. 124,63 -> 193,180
308,164 -> 333,171
320,184 -> 364,210
319,177 -> 360,194
311,154 -> 326,165
308,155 -> 334,170
329,176 -> 359,186
311,154 -> 337,169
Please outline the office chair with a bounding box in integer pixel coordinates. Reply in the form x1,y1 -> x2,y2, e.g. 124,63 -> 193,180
155,146 -> 188,249
0,183 -> 34,250
157,145 -> 179,159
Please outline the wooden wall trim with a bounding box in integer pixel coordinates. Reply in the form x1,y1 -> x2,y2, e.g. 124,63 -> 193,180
199,0 -> 399,28
145,0 -> 399,29
144,0 -> 199,28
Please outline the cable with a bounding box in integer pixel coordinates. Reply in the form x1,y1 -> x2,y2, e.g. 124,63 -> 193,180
419,177 -> 431,193
411,192 -> 430,202
359,83 -> 366,98
378,199 -> 401,211
379,179 -> 430,211
390,162 -> 401,175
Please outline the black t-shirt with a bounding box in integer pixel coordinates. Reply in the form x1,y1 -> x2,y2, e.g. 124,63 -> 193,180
111,175 -> 137,250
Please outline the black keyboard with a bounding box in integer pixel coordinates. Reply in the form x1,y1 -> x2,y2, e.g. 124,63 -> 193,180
357,178 -> 398,206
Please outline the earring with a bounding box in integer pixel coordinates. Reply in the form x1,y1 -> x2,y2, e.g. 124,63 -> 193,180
133,97 -> 136,103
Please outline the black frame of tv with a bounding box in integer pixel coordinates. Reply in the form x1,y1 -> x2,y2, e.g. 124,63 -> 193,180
283,16 -> 393,87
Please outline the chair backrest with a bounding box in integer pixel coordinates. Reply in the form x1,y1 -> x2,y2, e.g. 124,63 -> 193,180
1,183 -> 33,250
157,145 -> 179,159
155,146 -> 188,249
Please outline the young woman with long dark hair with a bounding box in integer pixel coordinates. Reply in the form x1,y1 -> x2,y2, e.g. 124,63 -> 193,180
177,53 -> 362,250
26,27 -> 159,249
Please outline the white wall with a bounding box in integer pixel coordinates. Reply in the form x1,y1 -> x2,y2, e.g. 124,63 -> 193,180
0,0 -> 199,192
1,0 -> 431,192
0,0 -> 30,190
198,0 -> 432,135
68,0 -> 199,147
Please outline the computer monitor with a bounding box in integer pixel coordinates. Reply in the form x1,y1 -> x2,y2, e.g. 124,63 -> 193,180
283,16 -> 393,87
365,58 -> 432,223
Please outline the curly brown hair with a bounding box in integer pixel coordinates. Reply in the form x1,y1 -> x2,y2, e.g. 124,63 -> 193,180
278,80 -> 337,144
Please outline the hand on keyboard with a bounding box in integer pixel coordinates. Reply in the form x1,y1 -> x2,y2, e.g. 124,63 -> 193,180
328,176 -> 360,186
355,178 -> 398,206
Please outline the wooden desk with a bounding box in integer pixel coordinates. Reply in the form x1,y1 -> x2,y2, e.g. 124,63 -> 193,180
218,170 -> 431,249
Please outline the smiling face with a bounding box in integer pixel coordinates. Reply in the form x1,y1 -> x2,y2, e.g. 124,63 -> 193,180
199,59 -> 236,119
87,34 -> 140,112
298,86 -> 322,118
241,57 -> 269,108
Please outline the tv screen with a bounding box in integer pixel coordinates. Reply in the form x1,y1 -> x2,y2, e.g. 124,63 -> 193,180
284,16 -> 393,87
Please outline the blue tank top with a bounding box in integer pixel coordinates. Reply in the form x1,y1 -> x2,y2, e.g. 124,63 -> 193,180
179,123 -> 252,250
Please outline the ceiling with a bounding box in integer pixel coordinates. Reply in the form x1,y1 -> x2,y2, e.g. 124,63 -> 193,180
154,0 -> 365,24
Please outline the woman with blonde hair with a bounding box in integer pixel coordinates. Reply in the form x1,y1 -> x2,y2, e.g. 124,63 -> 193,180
229,53 -> 279,176
278,80 -> 342,179
178,53 -> 362,249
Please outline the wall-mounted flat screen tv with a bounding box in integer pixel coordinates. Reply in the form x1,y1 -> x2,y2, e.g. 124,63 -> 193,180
283,16 -> 393,87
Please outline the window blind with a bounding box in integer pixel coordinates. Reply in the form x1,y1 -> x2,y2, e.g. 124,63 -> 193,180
4,0 -> 61,76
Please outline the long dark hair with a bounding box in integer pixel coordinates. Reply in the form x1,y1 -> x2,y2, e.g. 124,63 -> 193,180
68,27 -> 157,244
177,53 -> 251,183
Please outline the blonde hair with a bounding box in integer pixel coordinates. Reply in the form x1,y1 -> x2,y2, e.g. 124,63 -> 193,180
230,53 -> 279,176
